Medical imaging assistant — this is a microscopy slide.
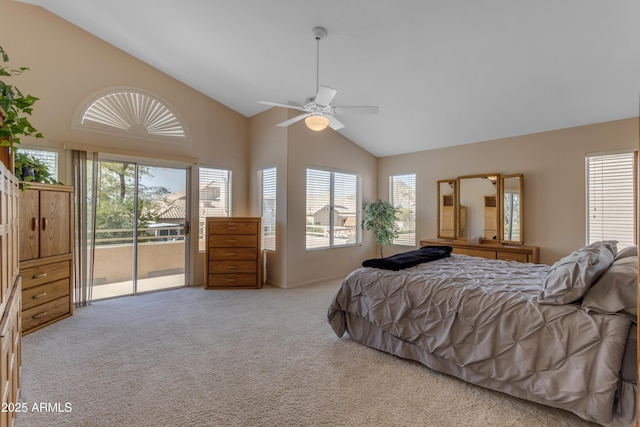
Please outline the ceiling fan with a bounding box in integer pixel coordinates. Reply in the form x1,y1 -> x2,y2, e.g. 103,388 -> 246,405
258,27 -> 379,132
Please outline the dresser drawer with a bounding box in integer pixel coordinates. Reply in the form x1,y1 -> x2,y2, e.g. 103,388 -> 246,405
22,296 -> 70,332
22,278 -> 70,311
454,248 -> 497,259
21,260 -> 70,290
209,247 -> 257,261
209,234 -> 257,248
496,251 -> 529,263
209,261 -> 257,274
209,221 -> 258,235
208,273 -> 258,288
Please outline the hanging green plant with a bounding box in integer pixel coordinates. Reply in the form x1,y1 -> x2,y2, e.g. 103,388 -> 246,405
362,199 -> 399,257
0,46 -> 43,149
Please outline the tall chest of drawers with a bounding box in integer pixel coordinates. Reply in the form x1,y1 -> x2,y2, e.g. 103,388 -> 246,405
205,217 -> 262,289
19,183 -> 73,334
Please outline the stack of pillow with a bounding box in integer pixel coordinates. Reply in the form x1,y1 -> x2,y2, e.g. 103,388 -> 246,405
538,241 -> 637,322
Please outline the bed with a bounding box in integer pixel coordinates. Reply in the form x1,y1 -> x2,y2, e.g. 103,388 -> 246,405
328,242 -> 637,426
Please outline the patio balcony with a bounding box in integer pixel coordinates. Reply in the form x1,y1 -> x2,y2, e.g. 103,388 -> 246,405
91,226 -> 186,300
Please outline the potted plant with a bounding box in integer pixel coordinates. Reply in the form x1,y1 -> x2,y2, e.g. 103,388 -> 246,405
362,199 -> 399,257
14,150 -> 59,185
0,46 -> 43,167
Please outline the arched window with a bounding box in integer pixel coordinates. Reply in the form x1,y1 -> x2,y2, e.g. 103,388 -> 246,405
74,88 -> 187,143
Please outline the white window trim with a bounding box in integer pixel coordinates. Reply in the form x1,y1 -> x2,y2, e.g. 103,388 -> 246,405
306,167 -> 362,251
72,86 -> 190,145
390,173 -> 416,246
585,149 -> 637,249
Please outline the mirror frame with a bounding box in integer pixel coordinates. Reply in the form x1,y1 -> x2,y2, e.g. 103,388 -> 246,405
500,174 -> 524,245
456,174 -> 500,243
436,173 -> 525,245
437,179 -> 457,239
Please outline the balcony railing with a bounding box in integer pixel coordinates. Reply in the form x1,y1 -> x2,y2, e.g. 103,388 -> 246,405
91,225 -> 186,299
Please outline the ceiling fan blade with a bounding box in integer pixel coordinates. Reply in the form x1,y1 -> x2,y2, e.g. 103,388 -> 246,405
333,106 -> 379,115
258,100 -> 306,111
314,85 -> 337,106
276,113 -> 311,127
328,115 -> 345,130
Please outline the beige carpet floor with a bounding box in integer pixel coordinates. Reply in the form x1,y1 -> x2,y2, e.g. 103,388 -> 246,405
16,279 -> 597,426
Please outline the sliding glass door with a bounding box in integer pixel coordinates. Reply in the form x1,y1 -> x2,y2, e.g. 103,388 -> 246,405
92,158 -> 189,300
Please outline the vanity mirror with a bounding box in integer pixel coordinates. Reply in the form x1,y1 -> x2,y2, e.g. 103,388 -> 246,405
457,174 -> 500,241
436,173 -> 525,245
500,174 -> 524,244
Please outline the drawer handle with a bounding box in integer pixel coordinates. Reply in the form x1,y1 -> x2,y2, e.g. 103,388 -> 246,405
227,226 -> 238,230
227,239 -> 238,243
30,217 -> 37,231
42,218 -> 48,231
32,273 -> 47,279
32,292 -> 47,299
32,312 -> 47,319
227,265 -> 237,269
226,278 -> 237,282
226,252 -> 238,256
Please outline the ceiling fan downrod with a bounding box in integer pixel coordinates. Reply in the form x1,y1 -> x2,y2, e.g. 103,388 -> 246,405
312,27 -> 327,98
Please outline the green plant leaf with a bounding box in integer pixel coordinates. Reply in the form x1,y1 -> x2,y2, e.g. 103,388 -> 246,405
362,199 -> 399,257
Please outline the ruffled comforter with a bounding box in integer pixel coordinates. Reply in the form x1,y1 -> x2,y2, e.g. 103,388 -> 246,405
328,255 -> 633,425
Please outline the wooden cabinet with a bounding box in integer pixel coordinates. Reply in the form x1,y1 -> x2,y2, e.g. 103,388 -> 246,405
0,164 -> 21,427
19,183 -> 73,335
205,217 -> 262,289
19,184 -> 71,261
420,239 -> 539,264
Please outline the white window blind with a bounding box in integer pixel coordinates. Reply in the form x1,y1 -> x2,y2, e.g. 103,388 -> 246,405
586,151 -> 636,249
258,167 -> 277,251
17,148 -> 58,180
390,174 -> 416,246
199,167 -> 231,249
306,168 -> 361,250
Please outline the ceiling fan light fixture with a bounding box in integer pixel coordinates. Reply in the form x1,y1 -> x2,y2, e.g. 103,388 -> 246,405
305,115 -> 330,131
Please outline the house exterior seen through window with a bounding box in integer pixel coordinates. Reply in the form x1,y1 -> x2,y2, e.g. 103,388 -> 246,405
306,168 -> 361,250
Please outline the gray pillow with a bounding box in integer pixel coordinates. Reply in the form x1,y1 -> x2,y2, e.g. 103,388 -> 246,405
615,245 -> 638,260
582,256 -> 638,321
538,242 -> 616,305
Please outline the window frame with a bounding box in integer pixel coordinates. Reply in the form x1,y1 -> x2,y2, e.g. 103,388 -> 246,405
389,173 -> 416,246
198,166 -> 232,251
305,167 -> 362,251
585,150 -> 637,249
258,167 -> 277,252
16,147 -> 59,181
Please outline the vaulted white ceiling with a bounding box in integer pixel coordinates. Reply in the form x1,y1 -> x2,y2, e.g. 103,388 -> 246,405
18,0 -> 640,157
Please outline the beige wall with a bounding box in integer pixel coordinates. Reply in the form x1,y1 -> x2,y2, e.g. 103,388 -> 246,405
378,118 -> 638,264
2,0 -> 250,286
248,107 -> 289,286
249,109 -> 378,288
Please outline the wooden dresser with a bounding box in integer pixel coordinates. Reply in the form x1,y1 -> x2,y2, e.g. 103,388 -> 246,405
0,163 -> 22,427
19,183 -> 73,335
420,239 -> 540,264
205,217 -> 262,289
